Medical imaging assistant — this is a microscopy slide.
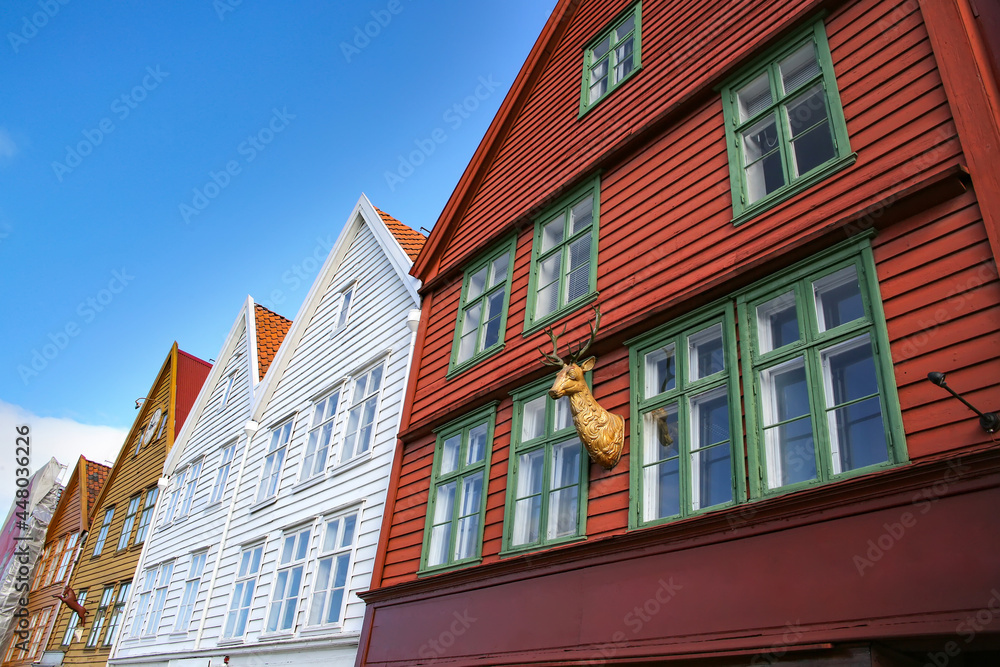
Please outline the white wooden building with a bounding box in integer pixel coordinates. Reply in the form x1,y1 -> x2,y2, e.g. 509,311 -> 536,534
109,195 -> 424,667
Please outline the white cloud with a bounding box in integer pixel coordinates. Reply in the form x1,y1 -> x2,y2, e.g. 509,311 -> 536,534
0,400 -> 126,516
0,128 -> 17,160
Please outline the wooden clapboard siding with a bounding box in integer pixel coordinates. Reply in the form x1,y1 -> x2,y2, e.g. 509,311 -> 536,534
374,0 -> 1000,598
110,304 -> 257,663
47,346 -> 210,667
173,198 -> 422,667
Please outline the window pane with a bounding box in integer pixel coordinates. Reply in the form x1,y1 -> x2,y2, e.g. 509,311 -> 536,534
688,323 -> 725,381
570,196 -> 593,235
691,386 -> 730,448
644,344 -> 676,398
589,59 -> 609,103
467,266 -> 487,301
521,396 -> 546,441
779,41 -> 821,94
433,482 -> 456,524
535,255 -> 561,318
550,439 -> 581,489
554,396 -> 572,432
459,473 -> 483,517
786,85 -> 828,138
644,404 -> 679,466
765,417 -> 816,487
482,289 -> 505,349
592,35 -> 610,61
615,15 -> 635,41
813,266 -> 864,332
547,486 -> 579,539
340,513 -> 357,548
644,458 -> 680,522
466,424 -> 487,465
565,236 -> 591,303
736,71 -> 772,122
512,496 -> 541,546
455,515 -> 479,561
428,524 -> 450,568
541,216 -> 564,254
821,335 -> 879,406
828,396 -> 887,474
691,443 -> 732,510
761,356 -> 811,424
440,435 -> 460,475
487,257 -> 508,294
516,450 -> 544,497
743,112 -> 785,203
791,119 -> 836,177
756,291 -> 800,353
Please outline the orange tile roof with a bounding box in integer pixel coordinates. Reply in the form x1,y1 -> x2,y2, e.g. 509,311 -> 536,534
374,207 -> 427,261
83,458 -> 111,512
254,304 -> 292,379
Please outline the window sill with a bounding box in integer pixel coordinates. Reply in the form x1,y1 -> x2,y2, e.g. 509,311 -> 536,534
418,557 -> 483,577
522,291 -> 600,339
329,450 -> 373,478
201,499 -> 224,514
446,343 -> 506,380
295,624 -> 349,638
292,473 -> 326,494
248,495 -> 278,514
217,638 -> 246,647
500,534 -> 587,558
731,152 -> 858,227
758,459 -> 899,499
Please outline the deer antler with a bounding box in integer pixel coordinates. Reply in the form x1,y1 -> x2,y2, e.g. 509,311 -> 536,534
537,324 -> 567,367
566,305 -> 601,364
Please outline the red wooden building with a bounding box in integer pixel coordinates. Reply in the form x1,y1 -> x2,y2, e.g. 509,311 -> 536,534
358,0 -> 1000,665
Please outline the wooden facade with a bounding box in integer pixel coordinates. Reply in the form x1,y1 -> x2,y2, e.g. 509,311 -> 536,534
2,457 -> 110,667
107,297 -> 290,666
109,196 -> 424,667
42,344 -> 210,667
359,0 -> 1000,665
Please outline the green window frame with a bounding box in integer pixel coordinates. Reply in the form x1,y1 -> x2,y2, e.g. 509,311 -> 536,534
525,178 -> 600,333
721,20 -> 855,225
420,404 -> 496,573
580,3 -> 642,115
448,237 -> 516,376
738,238 -> 905,496
502,375 -> 589,553
628,304 -> 744,528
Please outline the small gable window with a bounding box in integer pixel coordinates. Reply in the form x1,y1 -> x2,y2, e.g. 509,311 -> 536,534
580,3 -> 642,114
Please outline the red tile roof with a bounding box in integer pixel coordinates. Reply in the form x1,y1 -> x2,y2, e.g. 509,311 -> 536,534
254,304 -> 292,379
83,458 -> 111,512
374,207 -> 427,261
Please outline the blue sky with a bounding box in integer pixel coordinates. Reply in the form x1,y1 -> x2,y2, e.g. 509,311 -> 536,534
0,1 -> 557,476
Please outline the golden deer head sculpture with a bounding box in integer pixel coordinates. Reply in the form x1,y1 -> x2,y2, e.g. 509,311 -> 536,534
538,306 -> 625,470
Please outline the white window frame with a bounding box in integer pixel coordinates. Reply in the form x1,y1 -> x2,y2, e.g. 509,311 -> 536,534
174,550 -> 208,633
265,525 -> 312,634
26,607 -> 51,660
331,281 -> 356,335
256,420 -> 294,503
222,543 -> 265,639
219,372 -> 236,411
307,509 -> 360,628
54,532 -> 79,582
300,389 -> 343,481
133,487 -> 159,545
162,469 -> 186,525
338,362 -> 386,464
131,561 -> 173,638
210,440 -> 238,504
178,459 -> 203,518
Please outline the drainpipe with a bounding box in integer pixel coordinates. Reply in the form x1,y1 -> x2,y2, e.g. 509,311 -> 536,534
192,420 -> 258,651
